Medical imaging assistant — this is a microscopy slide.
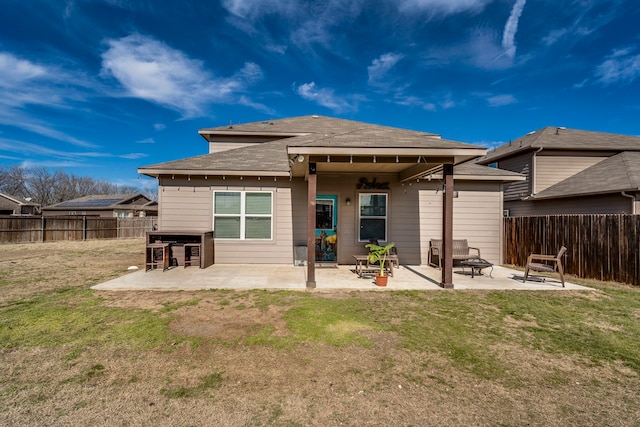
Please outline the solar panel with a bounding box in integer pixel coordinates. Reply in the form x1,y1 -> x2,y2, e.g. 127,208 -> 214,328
57,198 -> 123,208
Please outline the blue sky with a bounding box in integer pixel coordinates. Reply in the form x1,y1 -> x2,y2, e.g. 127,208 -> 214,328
1,0 -> 640,193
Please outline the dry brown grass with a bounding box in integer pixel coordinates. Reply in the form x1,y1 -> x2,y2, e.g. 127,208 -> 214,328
1,239 -> 639,426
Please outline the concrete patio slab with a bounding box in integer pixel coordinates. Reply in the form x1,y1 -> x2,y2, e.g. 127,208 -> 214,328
92,263 -> 591,291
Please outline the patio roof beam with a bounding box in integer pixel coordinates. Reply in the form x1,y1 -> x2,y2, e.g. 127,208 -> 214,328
399,162 -> 452,182
306,162 -> 317,289
307,155 -> 441,164
441,164 -> 454,288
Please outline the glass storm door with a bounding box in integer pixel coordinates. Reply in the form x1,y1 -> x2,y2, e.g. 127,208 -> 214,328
315,195 -> 338,263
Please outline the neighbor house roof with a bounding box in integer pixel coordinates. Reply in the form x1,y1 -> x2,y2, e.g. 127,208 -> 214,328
478,126 -> 640,164
531,151 -> 640,200
43,194 -> 152,211
0,193 -> 39,208
140,115 -> 486,177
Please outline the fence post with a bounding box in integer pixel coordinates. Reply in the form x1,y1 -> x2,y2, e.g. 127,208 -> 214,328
41,215 -> 45,242
83,216 -> 87,241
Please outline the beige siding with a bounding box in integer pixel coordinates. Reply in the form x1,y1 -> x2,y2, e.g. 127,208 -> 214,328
419,181 -> 504,264
297,174 -> 426,265
316,175 -> 372,264
535,154 -> 606,193
213,185 -> 295,264
208,142 -> 261,154
157,174 -> 506,266
505,193 -> 633,216
158,177 -> 213,231
158,176 -> 296,264
207,136 -> 289,154
498,153 -> 532,201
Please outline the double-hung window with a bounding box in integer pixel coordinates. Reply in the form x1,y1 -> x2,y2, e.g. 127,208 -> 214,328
214,191 -> 273,240
358,193 -> 387,241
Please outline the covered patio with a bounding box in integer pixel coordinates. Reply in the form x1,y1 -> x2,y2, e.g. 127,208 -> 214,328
92,263 -> 589,291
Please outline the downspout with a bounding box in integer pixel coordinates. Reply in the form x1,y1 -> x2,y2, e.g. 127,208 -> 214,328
621,191 -> 636,215
531,147 -> 543,196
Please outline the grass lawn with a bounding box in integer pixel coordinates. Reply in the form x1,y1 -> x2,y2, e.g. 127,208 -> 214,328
1,239 -> 639,426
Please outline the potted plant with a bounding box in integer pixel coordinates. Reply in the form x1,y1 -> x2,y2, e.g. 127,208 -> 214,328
365,242 -> 395,286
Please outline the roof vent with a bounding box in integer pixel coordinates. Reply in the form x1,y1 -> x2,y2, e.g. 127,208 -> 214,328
312,115 -> 319,118
527,131 -> 536,135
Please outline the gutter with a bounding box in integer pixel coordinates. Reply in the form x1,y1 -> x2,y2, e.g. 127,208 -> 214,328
621,191 -> 636,214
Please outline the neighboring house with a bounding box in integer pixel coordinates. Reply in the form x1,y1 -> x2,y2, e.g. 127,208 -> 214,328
42,194 -> 157,218
139,115 -> 522,287
476,126 -> 640,216
0,193 -> 40,216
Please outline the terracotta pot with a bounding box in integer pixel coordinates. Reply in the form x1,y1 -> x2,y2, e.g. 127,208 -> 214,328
375,274 -> 388,287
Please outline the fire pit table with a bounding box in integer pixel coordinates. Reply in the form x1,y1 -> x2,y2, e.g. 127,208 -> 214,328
460,258 -> 494,278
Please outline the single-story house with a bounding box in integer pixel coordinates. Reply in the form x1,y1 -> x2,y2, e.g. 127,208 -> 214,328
0,193 -> 40,216
476,126 -> 640,216
42,194 -> 157,218
138,116 -> 523,288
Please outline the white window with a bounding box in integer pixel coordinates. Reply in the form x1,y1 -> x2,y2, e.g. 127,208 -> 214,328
358,193 -> 387,242
213,191 -> 273,240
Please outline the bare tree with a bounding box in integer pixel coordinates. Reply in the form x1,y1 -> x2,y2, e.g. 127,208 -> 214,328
0,165 -> 30,198
0,165 -> 152,206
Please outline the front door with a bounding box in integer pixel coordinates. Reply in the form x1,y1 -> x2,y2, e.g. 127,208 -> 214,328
315,195 -> 337,263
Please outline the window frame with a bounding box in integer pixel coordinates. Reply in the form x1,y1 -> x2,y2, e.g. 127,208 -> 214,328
213,190 -> 274,240
357,192 -> 388,242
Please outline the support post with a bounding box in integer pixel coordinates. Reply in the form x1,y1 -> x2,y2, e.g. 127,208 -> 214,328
306,162 -> 317,288
441,163 -> 454,288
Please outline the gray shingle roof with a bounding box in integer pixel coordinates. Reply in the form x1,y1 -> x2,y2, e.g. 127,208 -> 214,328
532,152 -> 640,200
141,116 -> 483,175
426,162 -> 524,181
479,126 -> 640,164
200,115 -> 442,138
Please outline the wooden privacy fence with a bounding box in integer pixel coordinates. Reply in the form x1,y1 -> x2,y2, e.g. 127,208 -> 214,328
504,215 -> 640,287
0,216 -> 157,244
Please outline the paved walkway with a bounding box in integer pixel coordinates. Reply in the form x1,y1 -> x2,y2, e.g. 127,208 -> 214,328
92,263 -> 591,291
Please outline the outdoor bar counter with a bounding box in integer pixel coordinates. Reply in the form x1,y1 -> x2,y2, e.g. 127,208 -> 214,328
146,230 -> 214,269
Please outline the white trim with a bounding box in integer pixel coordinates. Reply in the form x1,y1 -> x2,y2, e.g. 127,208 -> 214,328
213,190 -> 274,240
358,192 -> 388,242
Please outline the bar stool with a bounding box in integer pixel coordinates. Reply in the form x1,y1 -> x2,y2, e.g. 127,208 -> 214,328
184,243 -> 201,268
146,243 -> 170,271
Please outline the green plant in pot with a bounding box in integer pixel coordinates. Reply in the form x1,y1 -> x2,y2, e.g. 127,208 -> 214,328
365,242 -> 395,286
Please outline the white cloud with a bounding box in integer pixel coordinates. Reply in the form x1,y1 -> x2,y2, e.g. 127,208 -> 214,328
501,0 -> 526,60
153,123 -> 166,131
136,138 -> 155,144
295,82 -> 359,113
223,0 -> 365,53
0,136 -> 147,165
392,95 -> 436,111
487,94 -> 517,107
0,52 -> 47,85
368,53 -> 404,87
594,47 -> 640,86
397,0 -> 492,16
101,34 -> 265,117
222,0 -> 294,19
0,51 -> 98,148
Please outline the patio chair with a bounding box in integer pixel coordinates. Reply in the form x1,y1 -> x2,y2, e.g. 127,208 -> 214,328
523,246 -> 567,287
